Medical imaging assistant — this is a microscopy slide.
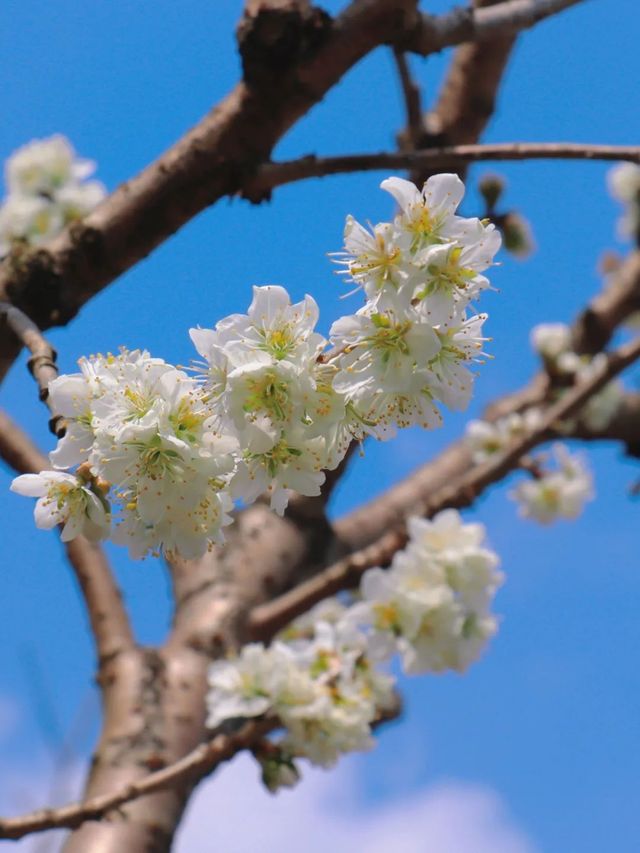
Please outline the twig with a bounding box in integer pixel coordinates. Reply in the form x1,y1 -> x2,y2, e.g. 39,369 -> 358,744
393,49 -> 423,149
247,143 -> 640,195
0,303 -> 64,436
248,335 -> 640,640
0,720 -> 274,840
0,409 -> 134,664
0,686 -> 403,842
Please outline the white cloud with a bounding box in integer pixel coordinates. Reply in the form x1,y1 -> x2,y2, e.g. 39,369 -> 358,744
176,754 -> 537,853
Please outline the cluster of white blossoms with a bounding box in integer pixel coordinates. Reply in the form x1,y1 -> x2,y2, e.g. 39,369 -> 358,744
608,162 -> 640,242
530,322 -> 624,432
463,320 -> 607,525
331,175 -> 500,432
13,349 -> 236,559
348,510 -> 502,675
464,409 -> 542,465
12,174 -> 502,559
510,443 -> 593,524
0,135 -> 106,258
206,509 -> 501,786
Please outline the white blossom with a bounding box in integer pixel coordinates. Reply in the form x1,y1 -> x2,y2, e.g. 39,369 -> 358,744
428,311 -> 490,411
333,217 -> 411,304
5,135 -> 95,196
43,349 -> 237,558
413,225 -> 500,326
207,645 -> 280,728
232,429 -> 326,515
330,302 -> 443,436
206,621 -> 393,771
10,470 -> 110,542
335,174 -> 501,323
380,174 -> 467,249
553,351 -> 624,432
530,322 -> 572,361
0,135 -> 106,258
205,508 -> 501,780
10,174 -> 500,559
190,286 -> 349,512
575,354 -> 624,431
511,443 -> 594,524
608,162 -> 640,240
464,409 -> 543,464
0,195 -> 63,255
279,598 -> 349,641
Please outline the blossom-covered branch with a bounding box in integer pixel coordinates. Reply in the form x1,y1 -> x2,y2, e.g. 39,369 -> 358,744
10,173 -> 501,560
338,248 -> 640,553
248,332 -> 640,640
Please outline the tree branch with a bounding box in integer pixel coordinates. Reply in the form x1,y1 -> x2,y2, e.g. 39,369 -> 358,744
246,143 -> 640,194
248,334 -> 640,640
0,409 -> 134,664
407,0 -> 585,57
0,686 -> 403,842
572,252 -> 640,355
393,49 -> 423,150
0,302 -> 65,435
0,720 -> 274,840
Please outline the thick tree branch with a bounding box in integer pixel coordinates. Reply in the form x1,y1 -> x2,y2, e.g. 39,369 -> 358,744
572,252 -> 640,355
0,410 -> 134,664
249,335 -> 640,640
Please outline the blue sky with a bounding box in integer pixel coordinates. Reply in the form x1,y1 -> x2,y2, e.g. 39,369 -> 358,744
1,1 -> 640,851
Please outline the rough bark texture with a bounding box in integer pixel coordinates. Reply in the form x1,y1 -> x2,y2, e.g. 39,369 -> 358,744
62,501 -> 338,852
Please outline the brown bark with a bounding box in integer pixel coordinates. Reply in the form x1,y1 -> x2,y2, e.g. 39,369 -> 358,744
62,501 -> 337,852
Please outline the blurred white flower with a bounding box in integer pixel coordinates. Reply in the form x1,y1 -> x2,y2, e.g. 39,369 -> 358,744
464,410 -> 543,464
510,443 -> 593,524
607,162 -> 640,241
0,134 -> 106,257
530,322 -> 572,361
